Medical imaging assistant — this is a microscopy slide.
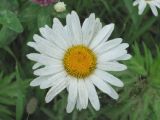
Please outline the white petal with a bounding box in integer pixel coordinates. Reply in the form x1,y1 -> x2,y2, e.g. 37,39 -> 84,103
133,0 -> 139,6
52,18 -> 72,46
32,63 -> 43,70
93,18 -> 102,39
70,11 -> 83,44
78,80 -> 88,109
138,1 -> 147,15
30,75 -> 51,86
45,77 -> 68,103
149,3 -> 158,16
115,43 -> 129,50
97,62 -> 127,71
27,42 -> 37,50
33,65 -> 63,76
31,34 -> 64,58
64,25 -> 75,46
82,13 -> 96,45
26,53 -> 62,65
89,23 -> 114,49
66,14 -> 76,45
76,95 -> 82,111
53,18 -> 72,46
91,75 -> 119,99
40,71 -> 66,89
95,69 -> 124,87
66,77 -> 78,113
155,0 -> 160,4
154,1 -> 160,8
93,38 -> 122,55
98,49 -> 127,62
39,25 -> 68,49
115,54 -> 132,60
85,79 -> 100,111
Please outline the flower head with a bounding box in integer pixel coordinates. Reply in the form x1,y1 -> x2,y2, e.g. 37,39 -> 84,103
32,0 -> 57,6
133,0 -> 160,16
54,2 -> 66,12
27,11 -> 131,113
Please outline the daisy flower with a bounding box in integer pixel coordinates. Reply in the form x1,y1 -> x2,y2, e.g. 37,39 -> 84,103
27,11 -> 131,113
32,0 -> 57,6
133,0 -> 160,16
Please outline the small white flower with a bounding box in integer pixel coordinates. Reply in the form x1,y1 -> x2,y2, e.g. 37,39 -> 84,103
54,2 -> 66,12
27,11 -> 131,113
133,0 -> 160,16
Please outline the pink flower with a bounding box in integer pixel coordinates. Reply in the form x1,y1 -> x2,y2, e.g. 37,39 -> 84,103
32,0 -> 57,6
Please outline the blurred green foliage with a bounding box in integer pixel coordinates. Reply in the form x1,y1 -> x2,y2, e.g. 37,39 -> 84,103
0,0 -> 160,120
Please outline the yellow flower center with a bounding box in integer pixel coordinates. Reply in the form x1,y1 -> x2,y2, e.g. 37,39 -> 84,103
63,45 -> 97,79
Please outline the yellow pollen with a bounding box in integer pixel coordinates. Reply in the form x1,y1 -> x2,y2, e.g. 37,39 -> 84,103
63,45 -> 97,79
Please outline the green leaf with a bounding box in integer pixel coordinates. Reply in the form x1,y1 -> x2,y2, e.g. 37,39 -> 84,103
153,99 -> 160,119
133,17 -> 156,40
0,0 -> 19,11
0,26 -> 17,47
0,72 -> 15,86
15,66 -> 25,120
0,105 -> 13,116
0,10 -> 23,33
123,0 -> 140,26
0,96 -> 16,105
16,96 -> 25,120
19,4 -> 40,22
37,8 -> 51,28
143,43 -> 153,71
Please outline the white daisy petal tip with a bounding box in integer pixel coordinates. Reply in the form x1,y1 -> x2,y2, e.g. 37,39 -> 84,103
95,105 -> 100,111
111,23 -> 115,27
71,10 -> 75,14
53,17 -> 59,23
27,42 -> 33,47
66,108 -> 72,113
45,96 -> 50,103
133,1 -> 138,6
26,54 -> 32,60
118,81 -> 124,88
27,11 -> 131,113
133,0 -> 159,16
45,91 -> 56,103
113,95 -> 119,100
107,23 -> 115,31
30,81 -> 37,87
32,63 -> 41,70
128,54 -> 132,59
91,13 -> 96,18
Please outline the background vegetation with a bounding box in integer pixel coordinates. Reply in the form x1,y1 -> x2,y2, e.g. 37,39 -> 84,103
0,0 -> 160,120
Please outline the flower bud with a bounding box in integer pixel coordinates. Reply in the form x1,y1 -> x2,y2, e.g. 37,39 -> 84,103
54,2 -> 66,12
